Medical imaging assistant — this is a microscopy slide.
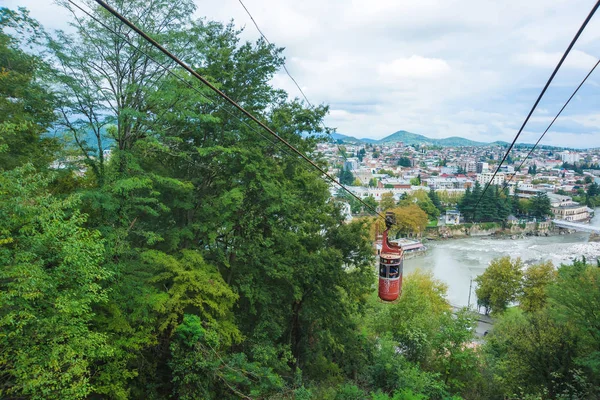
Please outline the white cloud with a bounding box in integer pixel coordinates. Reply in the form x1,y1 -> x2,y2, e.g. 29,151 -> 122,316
378,56 -> 450,80
515,49 -> 597,69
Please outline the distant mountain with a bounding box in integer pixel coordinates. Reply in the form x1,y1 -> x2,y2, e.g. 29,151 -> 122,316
332,130 -> 506,147
359,138 -> 378,144
376,130 -> 431,145
329,132 -> 363,143
328,130 -> 560,148
378,131 -> 492,147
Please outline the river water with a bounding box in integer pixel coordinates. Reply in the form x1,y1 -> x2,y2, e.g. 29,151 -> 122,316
404,211 -> 600,307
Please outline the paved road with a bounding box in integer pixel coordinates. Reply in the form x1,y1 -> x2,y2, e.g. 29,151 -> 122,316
475,318 -> 493,338
451,306 -> 494,338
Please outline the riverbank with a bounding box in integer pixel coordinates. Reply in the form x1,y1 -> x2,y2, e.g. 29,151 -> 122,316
425,221 -> 565,240
405,229 -> 600,307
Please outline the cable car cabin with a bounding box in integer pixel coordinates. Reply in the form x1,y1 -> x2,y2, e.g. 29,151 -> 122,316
378,213 -> 404,302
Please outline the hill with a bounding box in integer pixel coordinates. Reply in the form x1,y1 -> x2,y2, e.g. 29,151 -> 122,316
332,130 -> 505,147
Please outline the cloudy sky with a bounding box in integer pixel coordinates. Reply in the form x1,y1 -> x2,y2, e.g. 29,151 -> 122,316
7,0 -> 600,147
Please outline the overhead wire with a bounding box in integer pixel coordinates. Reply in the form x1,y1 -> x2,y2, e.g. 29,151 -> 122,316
65,0 -> 350,213
507,58 -> 600,185
473,0 -> 600,212
76,0 -> 383,218
236,0 -> 312,108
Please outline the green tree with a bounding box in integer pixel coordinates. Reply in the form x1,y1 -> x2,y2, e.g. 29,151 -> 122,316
169,315 -> 283,399
380,192 -> 396,211
427,187 -> 443,213
339,168 -> 355,185
431,309 -> 480,393
484,308 -> 584,399
0,167 -> 112,399
548,258 -> 600,387
511,190 -> 521,216
457,186 -> 475,221
367,336 -> 448,399
379,168 -> 397,177
364,195 -> 379,213
367,272 -> 480,398
369,270 -> 451,363
475,257 -> 523,315
528,192 -> 552,219
519,261 -> 555,313
527,164 -> 537,175
357,148 -> 366,162
397,157 -> 412,167
399,190 -> 440,221
0,8 -> 58,170
586,181 -> 599,197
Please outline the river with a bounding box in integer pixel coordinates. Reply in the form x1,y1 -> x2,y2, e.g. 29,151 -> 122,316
404,210 -> 600,307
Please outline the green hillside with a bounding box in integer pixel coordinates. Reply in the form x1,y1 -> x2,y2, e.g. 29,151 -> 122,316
334,130 -> 506,147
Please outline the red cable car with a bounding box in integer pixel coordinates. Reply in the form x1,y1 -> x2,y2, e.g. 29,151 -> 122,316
378,212 -> 404,302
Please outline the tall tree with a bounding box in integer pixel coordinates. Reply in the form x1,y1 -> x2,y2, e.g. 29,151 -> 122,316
520,261 -> 555,313
49,0 -> 200,182
0,8 -> 58,170
548,259 -> 600,387
458,186 -> 475,222
380,192 -> 396,211
427,187 -> 443,213
529,192 -> 552,219
475,257 -> 523,315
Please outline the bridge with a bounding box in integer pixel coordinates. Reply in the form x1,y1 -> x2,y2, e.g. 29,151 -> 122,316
552,219 -> 600,233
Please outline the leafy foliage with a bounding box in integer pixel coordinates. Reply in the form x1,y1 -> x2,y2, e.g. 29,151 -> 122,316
398,190 -> 440,221
458,182 -> 510,223
0,167 -> 112,399
0,8 -> 58,170
475,256 -> 523,315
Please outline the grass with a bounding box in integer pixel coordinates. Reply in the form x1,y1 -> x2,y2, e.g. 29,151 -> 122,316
427,219 -> 438,227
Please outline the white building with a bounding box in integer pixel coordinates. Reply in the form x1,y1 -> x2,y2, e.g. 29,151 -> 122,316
561,151 -> 580,164
458,160 -> 477,173
441,166 -> 458,174
476,172 -> 505,186
445,210 -> 461,225
547,194 -> 591,222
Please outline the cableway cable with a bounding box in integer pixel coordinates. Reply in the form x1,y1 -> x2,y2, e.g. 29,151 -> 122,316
473,0 -> 600,212
237,0 -> 312,109
65,0 -> 338,189
83,0 -> 384,218
507,58 -> 600,186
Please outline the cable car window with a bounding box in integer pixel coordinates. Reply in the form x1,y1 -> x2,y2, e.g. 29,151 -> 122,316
379,265 -> 387,278
389,266 -> 399,278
